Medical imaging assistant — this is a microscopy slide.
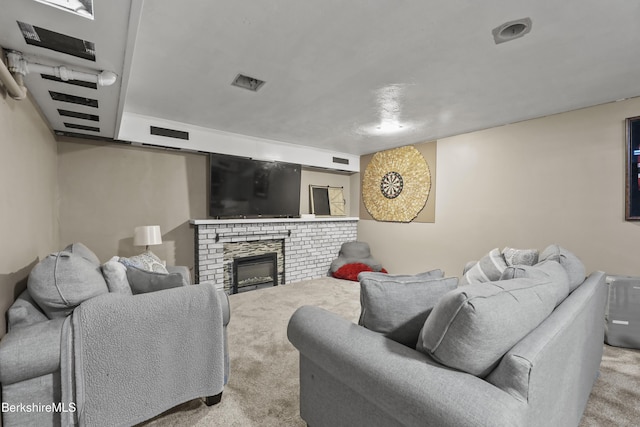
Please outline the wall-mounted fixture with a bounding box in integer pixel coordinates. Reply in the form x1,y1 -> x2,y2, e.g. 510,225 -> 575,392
492,18 -> 532,44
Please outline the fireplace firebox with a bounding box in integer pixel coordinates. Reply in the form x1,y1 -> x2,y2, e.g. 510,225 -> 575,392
232,252 -> 278,294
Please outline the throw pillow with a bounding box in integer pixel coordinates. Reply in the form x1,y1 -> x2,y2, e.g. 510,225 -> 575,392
460,248 -> 507,285
101,256 -> 133,295
119,251 -> 168,273
501,247 -> 539,267
359,275 -> 458,347
416,277 -> 557,377
539,245 -> 586,292
125,266 -> 186,294
28,250 -> 109,318
333,263 -> 379,281
500,260 -> 570,306
358,268 -> 444,283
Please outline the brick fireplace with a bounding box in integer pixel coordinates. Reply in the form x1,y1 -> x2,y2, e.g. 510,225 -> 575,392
190,217 -> 358,293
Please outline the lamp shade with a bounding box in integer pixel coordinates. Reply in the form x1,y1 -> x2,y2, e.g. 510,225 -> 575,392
133,225 -> 162,247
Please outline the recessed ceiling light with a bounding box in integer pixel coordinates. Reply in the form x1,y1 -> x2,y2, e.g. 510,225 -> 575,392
492,17 -> 532,44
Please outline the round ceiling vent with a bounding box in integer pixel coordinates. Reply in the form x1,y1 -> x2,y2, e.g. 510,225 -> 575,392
492,17 -> 532,44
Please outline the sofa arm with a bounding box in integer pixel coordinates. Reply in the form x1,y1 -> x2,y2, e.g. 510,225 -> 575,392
288,306 -> 526,427
0,317 -> 65,385
217,289 -> 230,326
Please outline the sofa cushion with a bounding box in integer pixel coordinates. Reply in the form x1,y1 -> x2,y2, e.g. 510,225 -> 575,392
502,247 -> 539,267
119,251 -> 168,273
539,245 -> 586,291
460,248 -> 507,285
359,274 -> 458,347
7,290 -> 48,331
125,266 -> 186,294
416,277 -> 557,377
500,260 -> 570,306
101,256 -> 133,295
64,242 -> 101,266
28,251 -> 109,319
358,268 -> 444,283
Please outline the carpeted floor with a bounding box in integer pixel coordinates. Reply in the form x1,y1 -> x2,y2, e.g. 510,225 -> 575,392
141,277 -> 640,427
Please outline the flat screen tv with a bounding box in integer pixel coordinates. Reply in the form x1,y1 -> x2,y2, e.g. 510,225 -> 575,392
209,153 -> 302,218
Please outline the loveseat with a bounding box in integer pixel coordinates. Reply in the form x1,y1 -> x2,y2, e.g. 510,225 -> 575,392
288,245 -> 607,427
0,243 -> 230,427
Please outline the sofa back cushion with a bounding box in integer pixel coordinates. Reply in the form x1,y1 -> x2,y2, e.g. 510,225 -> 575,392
416,277 -> 558,377
359,274 -> 457,347
500,260 -> 571,306
28,249 -> 109,318
539,245 -> 586,291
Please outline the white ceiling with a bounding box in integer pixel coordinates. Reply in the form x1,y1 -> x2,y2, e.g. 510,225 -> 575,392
2,0 -> 640,157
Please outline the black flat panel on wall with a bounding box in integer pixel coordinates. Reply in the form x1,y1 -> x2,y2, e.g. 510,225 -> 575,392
17,21 -> 96,61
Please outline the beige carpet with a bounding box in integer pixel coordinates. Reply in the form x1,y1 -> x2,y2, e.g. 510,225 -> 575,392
141,277 -> 640,427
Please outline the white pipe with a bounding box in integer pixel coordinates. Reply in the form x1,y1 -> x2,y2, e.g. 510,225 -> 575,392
0,53 -> 27,100
25,63 -> 117,86
6,51 -> 117,89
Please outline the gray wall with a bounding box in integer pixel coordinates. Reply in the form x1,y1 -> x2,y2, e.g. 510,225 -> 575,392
0,93 -> 59,337
357,97 -> 640,278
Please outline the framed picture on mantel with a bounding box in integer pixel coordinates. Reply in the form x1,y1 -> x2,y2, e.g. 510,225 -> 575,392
625,116 -> 640,220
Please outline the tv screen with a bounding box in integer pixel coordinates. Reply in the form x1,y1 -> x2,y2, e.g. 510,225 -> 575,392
209,154 -> 301,218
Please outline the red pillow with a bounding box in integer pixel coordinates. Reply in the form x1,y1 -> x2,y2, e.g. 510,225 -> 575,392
332,264 -> 387,281
332,263 -> 373,281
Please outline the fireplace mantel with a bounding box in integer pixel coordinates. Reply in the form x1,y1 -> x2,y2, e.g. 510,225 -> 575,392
191,217 -> 358,292
190,217 -> 359,225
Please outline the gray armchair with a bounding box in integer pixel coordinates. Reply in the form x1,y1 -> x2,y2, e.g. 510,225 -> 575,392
0,245 -> 230,427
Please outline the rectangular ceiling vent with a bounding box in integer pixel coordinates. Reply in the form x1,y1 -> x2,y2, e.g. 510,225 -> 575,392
42,74 -> 97,89
64,122 -> 100,132
231,74 -> 266,92
332,157 -> 349,165
58,109 -> 99,121
150,126 -> 189,140
49,91 -> 98,107
17,21 -> 95,61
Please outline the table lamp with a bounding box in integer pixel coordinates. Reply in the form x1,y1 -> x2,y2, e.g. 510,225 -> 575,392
133,225 -> 162,251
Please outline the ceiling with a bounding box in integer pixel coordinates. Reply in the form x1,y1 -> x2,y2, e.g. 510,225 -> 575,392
2,0 -> 640,158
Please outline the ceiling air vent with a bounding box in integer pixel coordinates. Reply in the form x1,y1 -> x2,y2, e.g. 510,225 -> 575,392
332,157 -> 349,165
42,74 -> 97,89
64,122 -> 100,132
150,126 -> 189,140
231,74 -> 266,92
58,109 -> 99,121
49,91 -> 98,107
